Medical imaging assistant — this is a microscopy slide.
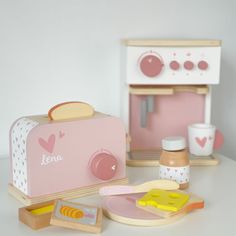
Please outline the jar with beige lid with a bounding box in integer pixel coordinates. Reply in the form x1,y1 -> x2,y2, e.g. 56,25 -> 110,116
159,136 -> 189,189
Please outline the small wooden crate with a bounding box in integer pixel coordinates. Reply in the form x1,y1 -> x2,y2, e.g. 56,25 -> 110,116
19,200 -> 55,230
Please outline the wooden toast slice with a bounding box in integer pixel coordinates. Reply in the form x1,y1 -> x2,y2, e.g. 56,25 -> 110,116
48,102 -> 94,121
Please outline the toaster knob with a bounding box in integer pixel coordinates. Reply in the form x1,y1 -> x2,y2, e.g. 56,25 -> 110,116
90,153 -> 118,180
140,54 -> 164,77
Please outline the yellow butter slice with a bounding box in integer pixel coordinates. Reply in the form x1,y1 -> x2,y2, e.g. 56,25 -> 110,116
30,205 -> 54,215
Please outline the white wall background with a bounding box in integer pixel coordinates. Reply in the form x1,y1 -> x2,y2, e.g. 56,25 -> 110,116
0,0 -> 235,159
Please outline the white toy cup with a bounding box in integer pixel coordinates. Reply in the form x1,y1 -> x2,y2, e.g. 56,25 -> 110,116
188,123 -> 224,156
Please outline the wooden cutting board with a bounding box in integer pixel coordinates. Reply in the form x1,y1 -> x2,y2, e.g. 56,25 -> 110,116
136,193 -> 204,218
102,192 -> 204,226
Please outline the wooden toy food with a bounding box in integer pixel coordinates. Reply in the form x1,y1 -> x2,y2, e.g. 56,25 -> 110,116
60,205 -> 84,219
136,193 -> 204,218
9,102 -> 128,205
159,136 -> 190,189
19,201 -> 55,230
48,101 -> 94,120
99,179 -> 179,196
30,204 -> 54,215
102,193 -> 186,226
50,200 -> 103,233
102,192 -> 204,226
137,189 -> 190,212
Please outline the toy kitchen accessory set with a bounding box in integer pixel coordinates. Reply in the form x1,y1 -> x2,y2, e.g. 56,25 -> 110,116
123,40 -> 223,166
18,179 -> 204,230
9,101 -> 128,206
8,39 -> 223,232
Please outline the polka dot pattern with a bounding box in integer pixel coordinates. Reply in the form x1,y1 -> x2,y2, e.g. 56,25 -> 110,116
11,117 -> 39,194
159,165 -> 190,184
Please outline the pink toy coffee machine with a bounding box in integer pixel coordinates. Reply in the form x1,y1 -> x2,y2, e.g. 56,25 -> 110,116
122,40 -> 221,166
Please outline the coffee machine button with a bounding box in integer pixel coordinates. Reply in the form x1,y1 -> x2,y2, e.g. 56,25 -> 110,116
184,61 -> 194,70
169,60 -> 180,70
198,60 -> 208,70
90,152 -> 118,180
140,54 -> 164,77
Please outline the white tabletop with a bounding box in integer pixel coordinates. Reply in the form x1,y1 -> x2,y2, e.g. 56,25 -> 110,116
0,154 -> 235,236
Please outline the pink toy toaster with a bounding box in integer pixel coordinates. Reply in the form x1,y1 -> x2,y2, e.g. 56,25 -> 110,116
9,111 -> 127,203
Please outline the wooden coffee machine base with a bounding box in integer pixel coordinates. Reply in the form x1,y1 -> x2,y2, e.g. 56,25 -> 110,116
126,150 -> 219,167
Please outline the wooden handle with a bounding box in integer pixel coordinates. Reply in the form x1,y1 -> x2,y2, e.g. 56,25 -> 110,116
136,180 -> 179,192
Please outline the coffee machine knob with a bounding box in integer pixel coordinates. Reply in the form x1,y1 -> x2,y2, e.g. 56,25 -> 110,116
90,152 -> 118,180
184,61 -> 194,70
169,60 -> 180,70
198,60 -> 208,70
139,54 -> 164,77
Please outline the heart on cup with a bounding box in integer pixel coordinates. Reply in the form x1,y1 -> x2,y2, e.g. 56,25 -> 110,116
195,137 -> 207,148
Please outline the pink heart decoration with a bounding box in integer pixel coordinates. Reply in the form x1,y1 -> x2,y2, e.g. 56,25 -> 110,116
38,134 -> 55,153
195,137 -> 207,148
59,131 -> 65,138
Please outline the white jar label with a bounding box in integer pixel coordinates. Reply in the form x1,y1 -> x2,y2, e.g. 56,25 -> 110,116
159,165 -> 190,184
